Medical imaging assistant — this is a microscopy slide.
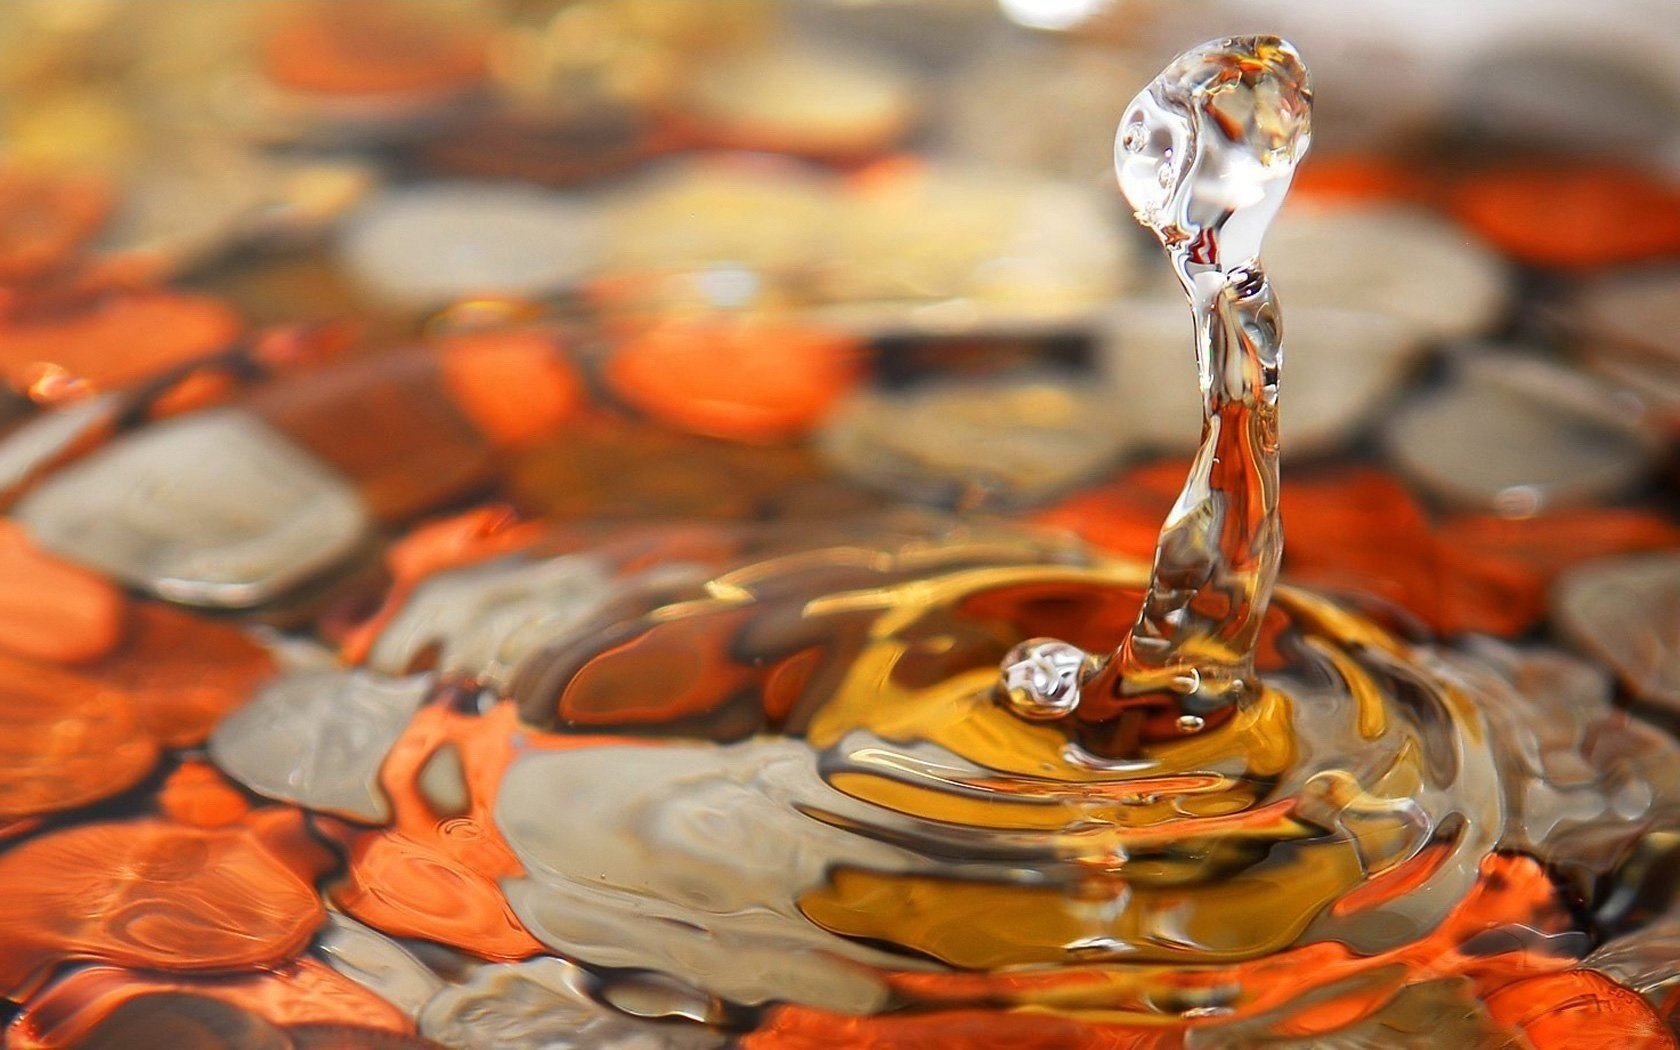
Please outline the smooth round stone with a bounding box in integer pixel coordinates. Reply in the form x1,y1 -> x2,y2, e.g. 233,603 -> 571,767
1571,268 -> 1680,361
315,912 -> 444,1018
827,164 -> 1130,314
678,40 -> 917,158
1554,552 -> 1680,711
0,396 -> 114,498
13,409 -> 371,608
1265,204 -> 1509,343
600,158 -> 836,281
367,553 -> 612,684
1381,353 -> 1658,513
819,372 -> 1133,507
1582,350 -> 1680,427
1451,34 -> 1680,162
94,142 -> 271,275
1099,299 -> 1421,457
339,181 -> 599,305
940,41 -> 1140,182
495,739 -> 924,1012
208,669 -> 431,823
417,957 -> 724,1050
367,552 -> 699,687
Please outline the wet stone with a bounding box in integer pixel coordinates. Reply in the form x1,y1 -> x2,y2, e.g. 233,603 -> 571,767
417,956 -> 725,1050
495,739 -> 926,1013
14,408 -> 371,607
1554,552 -> 1680,711
314,912 -> 445,1019
0,395 -> 113,497
1381,353 -> 1658,513
339,182 -> 599,306
1264,204 -> 1509,343
1570,267 -> 1680,361
209,669 -> 432,823
366,552 -> 687,687
820,372 -> 1132,507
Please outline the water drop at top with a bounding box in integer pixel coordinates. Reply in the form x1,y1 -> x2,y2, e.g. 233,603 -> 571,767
1115,36 -> 1311,269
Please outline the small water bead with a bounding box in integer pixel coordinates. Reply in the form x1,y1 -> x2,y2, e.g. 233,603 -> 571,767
999,638 -> 1094,720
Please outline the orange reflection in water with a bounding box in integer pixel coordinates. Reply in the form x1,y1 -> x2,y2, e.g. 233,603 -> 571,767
261,0 -> 489,100
751,855 -> 1673,1049
0,651 -> 158,822
94,602 -> 277,750
1039,461 -> 1680,638
158,760 -> 254,830
0,599 -> 272,824
435,327 -> 584,452
328,702 -> 590,960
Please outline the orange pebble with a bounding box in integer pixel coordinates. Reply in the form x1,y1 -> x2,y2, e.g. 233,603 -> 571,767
157,760 -> 251,829
95,602 -> 277,750
744,1008 -> 1174,1050
605,316 -> 862,442
1449,163 -> 1680,269
437,328 -> 584,450
0,653 -> 158,822
0,291 -> 242,393
0,818 -> 325,995
262,0 -> 488,98
0,520 -> 127,665
0,168 -> 113,284
1291,153 -> 1428,206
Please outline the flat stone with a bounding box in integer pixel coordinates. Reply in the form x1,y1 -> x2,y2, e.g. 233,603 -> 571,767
14,408 -> 370,607
0,396 -> 114,497
340,181 -> 599,305
1265,204 -> 1509,343
1554,552 -> 1680,711
820,372 -> 1132,507
417,957 -> 724,1050
1381,353 -> 1657,513
495,739 -> 920,1012
367,552 -> 618,685
209,669 -> 432,823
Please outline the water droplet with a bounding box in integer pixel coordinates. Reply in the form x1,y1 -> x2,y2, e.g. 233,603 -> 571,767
999,638 -> 1095,721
